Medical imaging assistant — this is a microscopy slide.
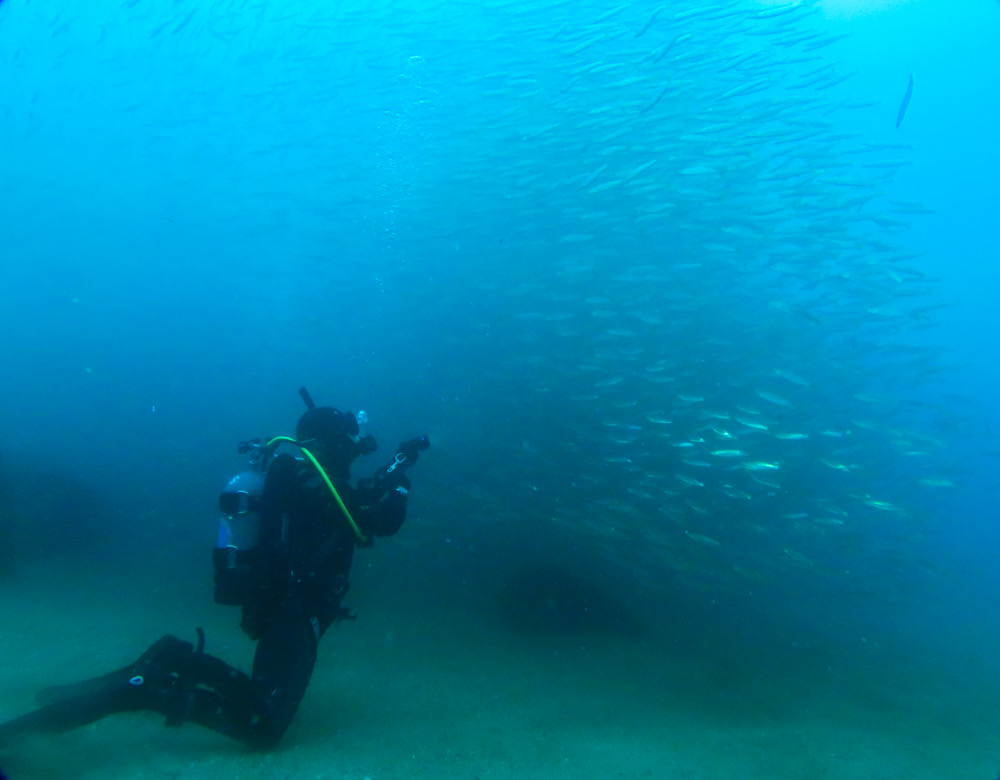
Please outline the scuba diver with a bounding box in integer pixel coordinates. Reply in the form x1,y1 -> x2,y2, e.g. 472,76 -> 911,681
0,387 -> 430,749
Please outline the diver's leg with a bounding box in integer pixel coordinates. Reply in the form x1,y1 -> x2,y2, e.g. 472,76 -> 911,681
243,608 -> 319,747
145,611 -> 321,749
167,650 -> 272,746
0,624 -> 320,750
33,635 -> 192,708
0,634 -> 288,749
0,635 -> 194,742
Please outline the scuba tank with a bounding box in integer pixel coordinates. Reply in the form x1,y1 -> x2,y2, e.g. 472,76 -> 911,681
216,469 -> 265,566
212,439 -> 274,606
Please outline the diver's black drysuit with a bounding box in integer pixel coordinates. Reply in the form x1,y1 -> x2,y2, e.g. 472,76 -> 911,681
0,449 -> 412,749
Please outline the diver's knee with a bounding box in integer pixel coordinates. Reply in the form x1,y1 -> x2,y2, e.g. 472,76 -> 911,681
244,718 -> 287,751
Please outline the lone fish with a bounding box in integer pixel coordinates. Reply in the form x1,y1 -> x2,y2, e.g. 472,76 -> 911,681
896,73 -> 913,128
635,5 -> 664,38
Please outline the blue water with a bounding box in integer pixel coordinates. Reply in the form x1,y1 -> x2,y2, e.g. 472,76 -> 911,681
1,1 -> 998,777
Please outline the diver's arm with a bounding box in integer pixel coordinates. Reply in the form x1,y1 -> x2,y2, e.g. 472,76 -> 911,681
371,482 -> 409,538
355,437 -> 428,538
355,468 -> 409,538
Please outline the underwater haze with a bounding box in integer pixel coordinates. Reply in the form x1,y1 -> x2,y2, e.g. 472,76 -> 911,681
1,0 -> 998,777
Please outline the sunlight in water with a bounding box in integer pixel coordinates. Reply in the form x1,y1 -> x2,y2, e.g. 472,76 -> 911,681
754,0 -> 913,19
820,0 -> 912,17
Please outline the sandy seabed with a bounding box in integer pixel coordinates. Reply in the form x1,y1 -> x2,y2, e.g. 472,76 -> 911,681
0,560 -> 996,780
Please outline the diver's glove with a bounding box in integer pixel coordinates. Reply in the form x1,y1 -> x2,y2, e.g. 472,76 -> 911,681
397,436 -> 430,466
377,470 -> 411,494
373,436 -> 429,492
